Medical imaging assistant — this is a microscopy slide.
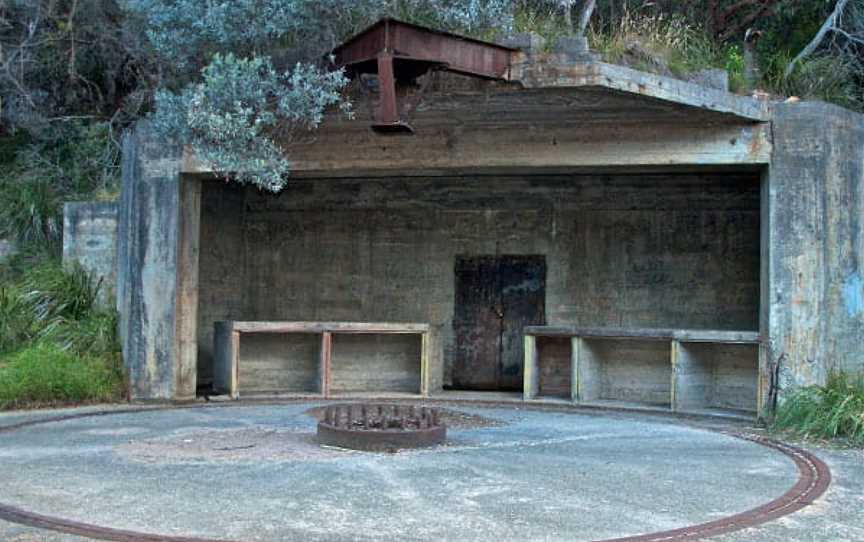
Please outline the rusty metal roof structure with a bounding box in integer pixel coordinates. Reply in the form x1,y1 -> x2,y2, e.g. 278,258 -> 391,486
333,18 -> 516,133
333,18 -> 515,80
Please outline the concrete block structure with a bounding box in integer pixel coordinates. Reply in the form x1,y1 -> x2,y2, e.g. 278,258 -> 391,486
62,202 -> 119,303
63,20 -> 862,416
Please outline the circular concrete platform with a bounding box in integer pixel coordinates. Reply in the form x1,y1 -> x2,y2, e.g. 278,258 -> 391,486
0,403 -> 829,542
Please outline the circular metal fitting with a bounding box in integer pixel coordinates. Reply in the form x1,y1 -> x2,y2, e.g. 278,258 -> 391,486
316,403 -> 446,452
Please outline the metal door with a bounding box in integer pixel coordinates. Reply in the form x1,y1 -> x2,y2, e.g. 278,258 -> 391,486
453,256 -> 546,390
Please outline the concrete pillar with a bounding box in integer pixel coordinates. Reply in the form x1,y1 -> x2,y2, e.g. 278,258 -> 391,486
766,102 -> 864,401
118,121 -> 200,401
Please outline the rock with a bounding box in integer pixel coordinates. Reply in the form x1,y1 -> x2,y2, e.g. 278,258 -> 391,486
0,238 -> 15,262
554,35 -> 599,61
497,32 -> 546,54
687,69 -> 730,92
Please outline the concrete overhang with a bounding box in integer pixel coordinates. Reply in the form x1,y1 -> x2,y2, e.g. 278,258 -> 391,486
182,21 -> 776,176
513,59 -> 771,123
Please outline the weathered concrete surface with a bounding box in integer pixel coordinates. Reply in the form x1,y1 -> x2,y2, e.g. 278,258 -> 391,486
117,122 -> 198,401
239,334 -> 321,393
1,406 -> 860,542
196,173 -> 761,391
62,201 -> 118,303
0,238 -> 15,261
182,88 -> 772,178
0,404 -> 807,542
513,60 -> 768,121
767,102 -> 864,391
674,342 -> 759,413
330,334 -> 422,393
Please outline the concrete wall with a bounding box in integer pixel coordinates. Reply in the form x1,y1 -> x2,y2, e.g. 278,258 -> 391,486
768,103 -> 864,393
197,172 -> 762,390
117,122 -> 199,401
62,202 -> 118,303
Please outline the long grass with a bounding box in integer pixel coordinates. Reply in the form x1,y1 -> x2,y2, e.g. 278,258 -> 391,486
0,258 -> 125,409
762,53 -> 863,111
0,343 -> 123,409
773,371 -> 864,447
587,10 -> 729,79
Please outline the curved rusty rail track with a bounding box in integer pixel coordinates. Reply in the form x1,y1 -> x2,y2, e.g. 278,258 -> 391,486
0,402 -> 831,542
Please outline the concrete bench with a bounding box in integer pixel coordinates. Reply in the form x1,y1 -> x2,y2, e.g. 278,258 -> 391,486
523,326 -> 761,417
214,321 -> 431,399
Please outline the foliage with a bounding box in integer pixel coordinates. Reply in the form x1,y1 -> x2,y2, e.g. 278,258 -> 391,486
0,284 -> 37,354
773,371 -> 864,447
128,0 -> 515,191
764,52 -> 863,109
391,0 -> 515,37
0,0 -> 147,127
0,257 -> 124,409
0,343 -> 122,409
19,261 -> 102,323
588,9 -> 729,78
0,121 -> 119,252
152,54 -> 350,192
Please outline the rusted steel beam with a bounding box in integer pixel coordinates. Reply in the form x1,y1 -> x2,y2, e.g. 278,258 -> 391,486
373,51 -> 407,132
333,18 -> 515,80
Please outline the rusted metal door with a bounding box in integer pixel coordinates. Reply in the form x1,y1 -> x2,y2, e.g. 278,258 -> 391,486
453,256 -> 546,391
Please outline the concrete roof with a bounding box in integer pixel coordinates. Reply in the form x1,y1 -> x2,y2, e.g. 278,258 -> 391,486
513,59 -> 771,123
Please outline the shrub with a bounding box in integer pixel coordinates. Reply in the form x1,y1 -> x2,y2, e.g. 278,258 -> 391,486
0,121 -> 120,253
0,343 -> 123,409
20,261 -> 101,323
773,371 -> 864,447
763,53 -> 863,111
588,9 -> 724,79
0,285 -> 37,355
0,258 -> 124,409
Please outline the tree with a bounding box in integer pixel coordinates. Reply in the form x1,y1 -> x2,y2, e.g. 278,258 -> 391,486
559,0 -> 597,35
785,0 -> 863,77
708,0 -> 783,41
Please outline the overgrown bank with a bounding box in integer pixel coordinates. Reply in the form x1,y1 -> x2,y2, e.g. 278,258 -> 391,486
0,255 -> 125,409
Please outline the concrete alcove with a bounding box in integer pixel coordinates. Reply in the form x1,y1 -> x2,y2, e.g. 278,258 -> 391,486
56,19 -> 859,417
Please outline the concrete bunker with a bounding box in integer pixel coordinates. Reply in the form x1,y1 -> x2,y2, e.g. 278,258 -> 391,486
77,18 -> 861,419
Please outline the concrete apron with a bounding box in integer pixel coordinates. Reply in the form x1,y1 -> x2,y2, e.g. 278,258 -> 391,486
0,402 -> 829,542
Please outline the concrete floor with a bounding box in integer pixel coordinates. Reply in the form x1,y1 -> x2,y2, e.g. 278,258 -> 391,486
0,403 -> 859,542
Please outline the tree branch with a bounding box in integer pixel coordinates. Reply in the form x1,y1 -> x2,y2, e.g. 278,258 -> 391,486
786,0 -> 851,77
577,0 -> 596,36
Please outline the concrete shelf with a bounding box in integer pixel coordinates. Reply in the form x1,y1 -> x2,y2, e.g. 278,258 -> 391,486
578,338 -> 673,409
672,341 -> 759,415
535,336 -> 575,399
213,321 -> 430,399
330,334 -> 423,394
524,326 -> 761,417
237,333 -> 322,395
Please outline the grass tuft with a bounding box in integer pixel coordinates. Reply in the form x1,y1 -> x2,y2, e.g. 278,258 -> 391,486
773,371 -> 864,447
0,343 -> 123,409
